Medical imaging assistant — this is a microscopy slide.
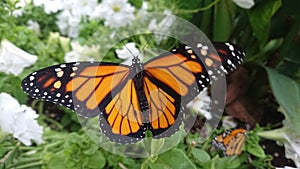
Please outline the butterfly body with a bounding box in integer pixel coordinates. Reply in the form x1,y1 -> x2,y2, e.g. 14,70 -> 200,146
22,42 -> 245,143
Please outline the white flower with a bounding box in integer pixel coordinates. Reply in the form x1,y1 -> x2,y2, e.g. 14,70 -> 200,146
64,41 -> 100,62
148,10 -> 175,44
74,0 -> 98,17
12,0 -> 31,16
232,0 -> 255,9
91,0 -> 135,28
115,42 -> 142,65
0,39 -> 37,76
33,0 -> 64,14
60,0 -> 98,16
281,131 -> 300,167
186,88 -> 212,120
27,20 -> 40,34
56,10 -> 81,38
0,93 -> 43,146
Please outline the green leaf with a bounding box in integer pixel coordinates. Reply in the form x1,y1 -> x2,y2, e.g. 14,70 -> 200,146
192,148 -> 211,163
266,68 -> 300,133
213,0 -> 235,41
128,0 -> 143,8
47,152 -> 68,169
278,18 -> 300,75
86,151 -> 106,169
246,144 -> 266,158
204,156 -> 241,169
248,0 -> 281,46
150,138 -> 165,156
142,148 -> 196,169
83,144 -> 98,155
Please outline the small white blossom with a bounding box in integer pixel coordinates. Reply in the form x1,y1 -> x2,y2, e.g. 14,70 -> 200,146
91,0 -> 135,28
75,0 -> 98,17
186,88 -> 212,120
0,39 -> 37,76
115,42 -> 142,65
33,0 -> 63,14
56,10 -> 81,38
64,41 -> 100,62
27,20 -> 40,34
232,0 -> 255,9
0,93 -> 43,146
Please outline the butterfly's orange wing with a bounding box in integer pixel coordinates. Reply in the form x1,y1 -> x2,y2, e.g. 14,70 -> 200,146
143,48 -> 210,138
99,79 -> 147,143
22,62 -> 130,117
212,128 -> 248,156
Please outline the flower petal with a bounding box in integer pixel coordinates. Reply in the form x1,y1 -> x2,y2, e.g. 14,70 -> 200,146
0,39 -> 37,76
232,0 -> 255,9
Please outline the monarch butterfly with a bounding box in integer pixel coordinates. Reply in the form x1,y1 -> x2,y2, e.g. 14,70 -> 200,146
212,128 -> 248,156
21,42 -> 245,143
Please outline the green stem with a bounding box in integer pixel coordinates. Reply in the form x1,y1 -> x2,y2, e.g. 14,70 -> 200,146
176,0 -> 221,14
45,117 -> 64,130
43,140 -> 65,153
10,157 -> 41,167
13,161 -> 45,169
186,141 -> 195,157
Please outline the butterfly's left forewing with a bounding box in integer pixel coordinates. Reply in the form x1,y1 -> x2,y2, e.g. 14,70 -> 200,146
22,62 -> 130,117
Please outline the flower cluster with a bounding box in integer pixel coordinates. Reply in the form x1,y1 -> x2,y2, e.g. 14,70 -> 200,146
64,41 -> 100,62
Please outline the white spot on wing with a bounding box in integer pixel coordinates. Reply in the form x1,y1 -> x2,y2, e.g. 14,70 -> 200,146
29,76 -> 35,81
55,68 -> 62,72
